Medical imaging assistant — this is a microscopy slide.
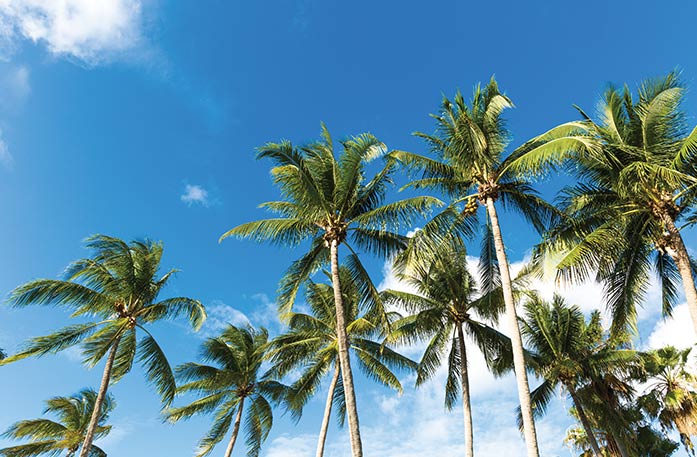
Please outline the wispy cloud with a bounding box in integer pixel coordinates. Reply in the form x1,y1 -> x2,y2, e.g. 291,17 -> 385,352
0,0 -> 146,65
180,184 -> 209,207
200,300 -> 252,337
0,129 -> 13,169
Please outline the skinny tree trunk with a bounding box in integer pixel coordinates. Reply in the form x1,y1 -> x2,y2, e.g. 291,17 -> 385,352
663,217 -> 697,336
78,339 -> 120,457
329,239 -> 363,457
457,323 -> 474,457
224,397 -> 245,457
484,198 -> 539,457
567,384 -> 601,457
316,364 -> 341,457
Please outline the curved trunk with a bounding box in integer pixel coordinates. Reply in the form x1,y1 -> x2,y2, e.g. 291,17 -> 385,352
456,323 -> 474,457
224,397 -> 245,457
316,363 -> 341,457
567,384 -> 602,457
484,198 -> 539,457
329,239 -> 363,457
78,339 -> 120,457
662,216 -> 697,335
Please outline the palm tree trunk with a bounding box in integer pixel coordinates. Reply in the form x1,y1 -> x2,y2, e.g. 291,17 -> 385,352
224,397 -> 245,457
567,384 -> 601,456
456,323 -> 474,457
329,239 -> 363,457
662,216 -> 697,335
78,339 -> 120,457
484,197 -> 539,457
316,363 -> 341,457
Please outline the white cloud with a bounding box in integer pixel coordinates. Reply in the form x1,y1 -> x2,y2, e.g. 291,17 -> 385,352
200,300 -> 251,337
0,0 -> 145,64
180,184 -> 209,207
646,303 -> 697,350
0,129 -> 12,169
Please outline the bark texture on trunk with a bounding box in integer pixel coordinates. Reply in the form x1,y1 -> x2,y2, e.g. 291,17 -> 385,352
567,384 -> 602,457
457,323 -> 474,457
329,239 -> 363,457
663,216 -> 697,336
224,397 -> 245,457
316,364 -> 341,457
484,198 -> 539,457
78,339 -> 120,457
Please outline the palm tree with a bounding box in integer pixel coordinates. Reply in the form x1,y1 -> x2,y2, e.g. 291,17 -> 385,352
384,239 -> 512,457
520,296 -> 609,456
220,124 -> 440,457
0,348 -> 5,360
534,72 -> 697,335
638,346 -> 697,455
0,388 -> 114,457
392,77 -> 596,456
268,267 -> 416,457
2,235 -> 206,457
165,325 -> 288,457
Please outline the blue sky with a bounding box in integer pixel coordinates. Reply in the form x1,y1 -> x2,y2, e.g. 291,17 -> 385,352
0,0 -> 696,455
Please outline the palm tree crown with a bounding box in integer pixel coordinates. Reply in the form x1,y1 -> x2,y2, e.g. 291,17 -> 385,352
221,123 -> 440,315
638,346 -> 697,455
166,325 -> 288,457
0,388 -> 114,457
539,72 -> 697,334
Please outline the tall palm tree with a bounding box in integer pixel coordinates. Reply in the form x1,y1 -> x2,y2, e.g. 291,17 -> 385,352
533,72 -> 697,335
268,267 -> 416,457
638,346 -> 697,455
2,235 -> 206,457
0,388 -> 114,457
220,124 -> 440,457
383,239 -> 512,457
392,77 -> 596,456
165,325 -> 288,457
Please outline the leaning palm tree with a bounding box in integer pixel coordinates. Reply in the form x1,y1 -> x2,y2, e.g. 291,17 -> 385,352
638,346 -> 697,455
393,77 -> 596,456
533,72 -> 697,335
268,267 -> 416,457
2,235 -> 206,457
384,239 -> 512,457
520,296 -> 644,457
520,296 -> 609,456
165,325 -> 288,457
0,388 -> 114,457
220,124 -> 440,457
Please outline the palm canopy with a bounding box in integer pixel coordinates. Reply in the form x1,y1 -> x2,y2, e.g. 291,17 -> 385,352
268,267 -> 417,419
220,124 -> 442,316
0,388 -> 114,457
521,296 -> 642,455
165,325 -> 289,457
384,239 -> 512,409
2,235 -> 206,406
536,72 -> 697,334
391,76 -> 594,243
520,297 -> 633,415
637,346 -> 697,455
